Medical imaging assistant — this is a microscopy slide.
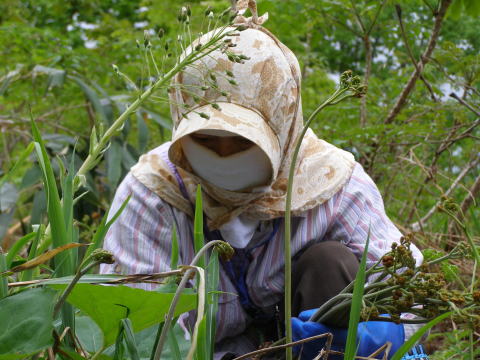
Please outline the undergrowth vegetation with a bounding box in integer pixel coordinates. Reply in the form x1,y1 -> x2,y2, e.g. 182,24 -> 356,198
0,0 -> 479,359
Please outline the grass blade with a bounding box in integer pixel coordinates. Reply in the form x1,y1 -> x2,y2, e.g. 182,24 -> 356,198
344,230 -> 370,360
122,318 -> 140,360
206,250 -> 220,358
193,185 -> 205,269
167,326 -> 182,360
391,311 -> 452,360
20,224 -> 45,282
3,243 -> 87,275
5,232 -> 36,268
194,316 -> 208,360
0,248 -> 7,299
83,194 -> 131,262
170,223 -> 179,270
31,118 -> 73,276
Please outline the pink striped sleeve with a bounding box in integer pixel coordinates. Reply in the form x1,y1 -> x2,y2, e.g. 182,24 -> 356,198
100,173 -> 177,290
327,163 -> 423,268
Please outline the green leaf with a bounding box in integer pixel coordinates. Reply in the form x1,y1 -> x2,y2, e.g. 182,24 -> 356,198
0,250 -> 7,299
136,111 -> 149,153
194,185 -> 205,269
30,189 -> 46,226
170,223 -> 179,270
391,312 -> 452,360
0,288 -> 57,358
441,262 -> 459,282
83,194 -> 131,262
206,250 -> 219,358
0,183 -> 18,212
32,65 -> 66,91
76,315 -> 103,353
31,118 -> 73,276
344,232 -> 370,360
5,232 -> 36,268
19,225 -> 43,282
0,65 -> 23,96
194,316 -> 208,360
69,75 -> 109,124
141,108 -> 171,130
107,140 -> 123,189
166,326 -> 183,360
121,144 -> 137,170
48,283 -> 197,347
122,318 -> 141,360
0,210 -> 15,243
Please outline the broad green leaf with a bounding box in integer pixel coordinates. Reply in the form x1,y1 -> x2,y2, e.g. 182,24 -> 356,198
344,232 -> 370,360
0,288 -> 57,358
20,165 -> 42,189
49,283 -> 197,347
76,315 -> 103,353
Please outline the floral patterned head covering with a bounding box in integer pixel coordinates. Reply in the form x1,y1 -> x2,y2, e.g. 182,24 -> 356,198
131,0 -> 355,229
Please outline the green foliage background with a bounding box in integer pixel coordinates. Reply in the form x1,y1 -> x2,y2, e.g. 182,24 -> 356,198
1,0 -> 479,357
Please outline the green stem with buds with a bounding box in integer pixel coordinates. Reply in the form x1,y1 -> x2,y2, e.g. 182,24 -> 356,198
284,72 -> 366,360
73,34 -> 231,191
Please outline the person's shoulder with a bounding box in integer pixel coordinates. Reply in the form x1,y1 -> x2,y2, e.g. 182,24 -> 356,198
347,162 -> 377,189
117,142 -> 173,199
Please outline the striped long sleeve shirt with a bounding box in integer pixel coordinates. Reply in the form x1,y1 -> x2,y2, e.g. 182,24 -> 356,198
100,143 -> 423,358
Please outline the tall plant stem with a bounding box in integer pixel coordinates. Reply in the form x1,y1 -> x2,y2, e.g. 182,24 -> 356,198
153,240 -> 228,360
284,87 -> 348,360
75,52 -> 211,190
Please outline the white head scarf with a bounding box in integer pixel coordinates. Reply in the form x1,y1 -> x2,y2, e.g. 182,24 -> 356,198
131,1 -> 355,229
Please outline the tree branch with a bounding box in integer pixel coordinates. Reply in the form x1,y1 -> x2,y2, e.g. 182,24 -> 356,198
411,155 -> 480,231
395,5 -> 438,102
385,0 -> 452,124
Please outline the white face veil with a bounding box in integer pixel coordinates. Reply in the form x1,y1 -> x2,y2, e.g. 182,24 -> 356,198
180,129 -> 272,192
131,1 -> 355,229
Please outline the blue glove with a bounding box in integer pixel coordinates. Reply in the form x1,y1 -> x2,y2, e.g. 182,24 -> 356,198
292,309 -> 405,360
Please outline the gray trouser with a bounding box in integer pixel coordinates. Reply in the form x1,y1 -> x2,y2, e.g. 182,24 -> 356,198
292,241 -> 359,327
